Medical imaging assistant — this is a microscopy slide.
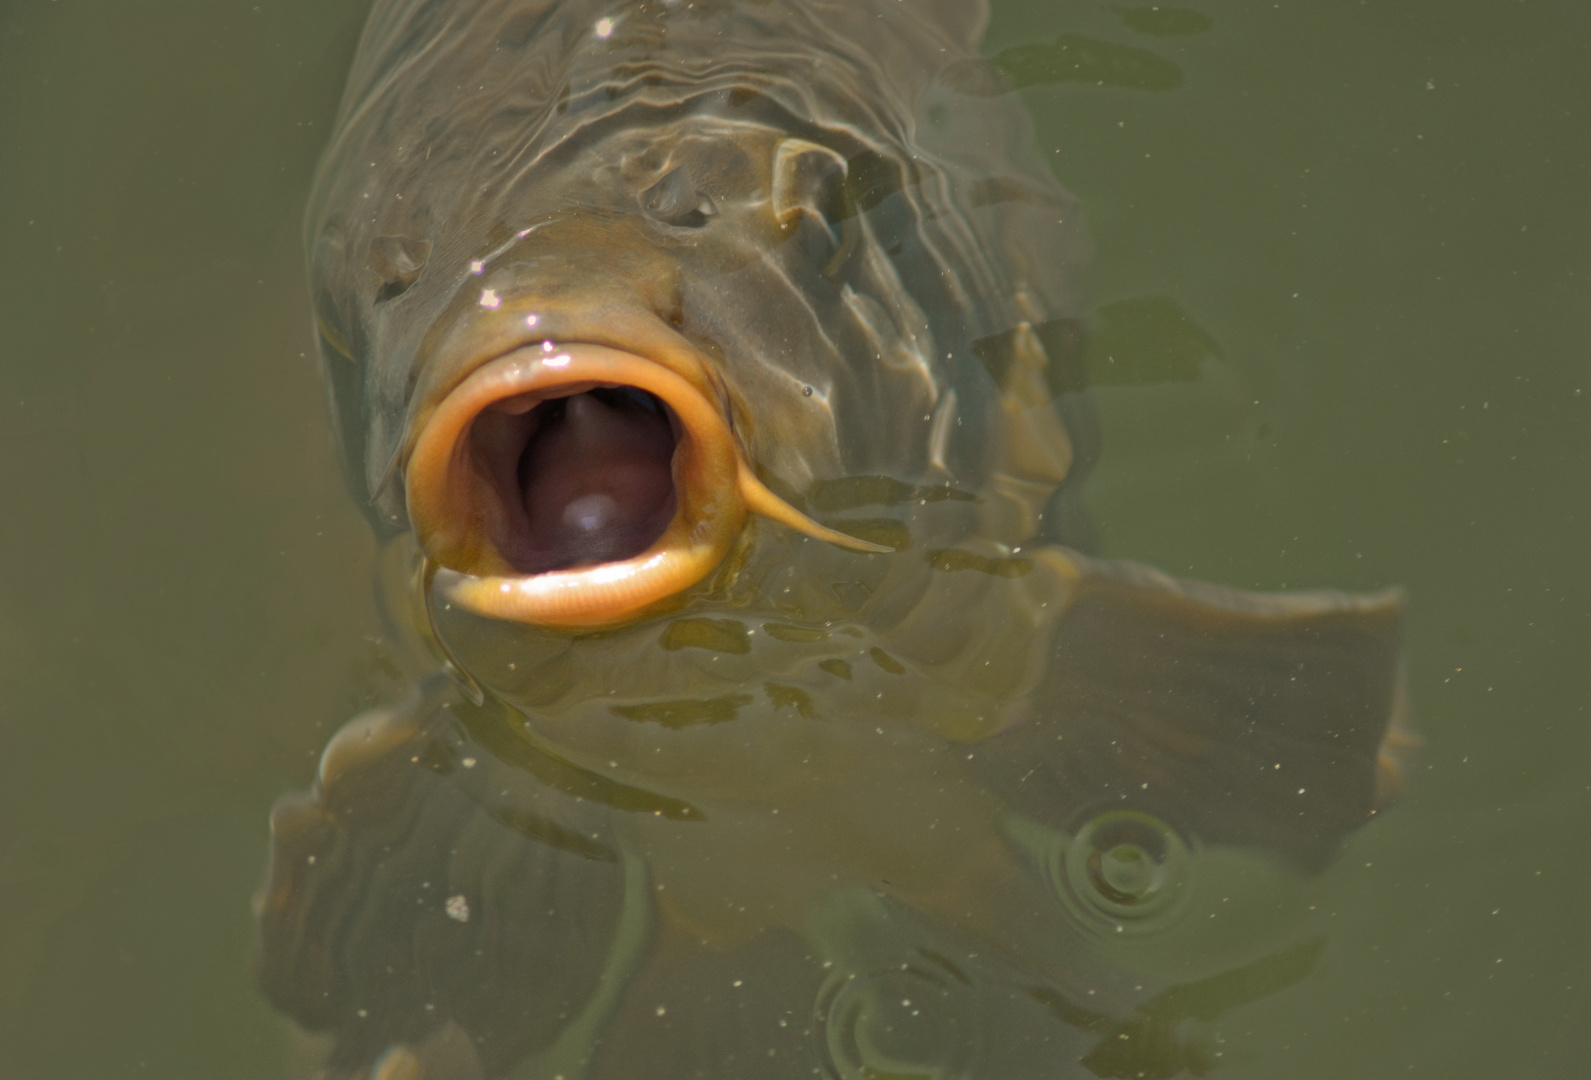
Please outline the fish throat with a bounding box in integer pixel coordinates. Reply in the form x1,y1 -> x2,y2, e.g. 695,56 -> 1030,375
472,385 -> 680,574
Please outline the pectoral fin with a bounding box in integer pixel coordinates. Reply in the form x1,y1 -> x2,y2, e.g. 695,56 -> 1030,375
990,553 -> 1407,871
254,680 -> 630,1077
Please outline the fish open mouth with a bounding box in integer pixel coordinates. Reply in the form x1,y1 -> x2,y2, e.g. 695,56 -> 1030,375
470,382 -> 680,575
406,342 -> 885,628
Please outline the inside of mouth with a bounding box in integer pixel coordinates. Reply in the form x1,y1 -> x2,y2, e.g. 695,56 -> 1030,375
467,385 -> 680,575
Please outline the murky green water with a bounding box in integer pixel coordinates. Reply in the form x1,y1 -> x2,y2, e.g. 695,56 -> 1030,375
1,1 -> 1585,1077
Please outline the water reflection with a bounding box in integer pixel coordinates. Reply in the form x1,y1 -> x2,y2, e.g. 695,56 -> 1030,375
4,0 -> 1587,1076
260,677 -> 1346,1078
261,545 -> 1402,1077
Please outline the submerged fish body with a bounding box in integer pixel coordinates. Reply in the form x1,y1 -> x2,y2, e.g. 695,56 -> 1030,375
260,1 -> 1411,1077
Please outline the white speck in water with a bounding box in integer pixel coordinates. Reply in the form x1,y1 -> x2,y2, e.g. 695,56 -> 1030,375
446,895 -> 470,922
655,1004 -> 667,1017
525,313 -> 539,328
470,259 -> 485,274
479,288 -> 501,309
461,757 -> 477,769
595,17 -> 615,38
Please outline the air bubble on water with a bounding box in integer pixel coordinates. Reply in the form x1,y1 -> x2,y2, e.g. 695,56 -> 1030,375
1051,810 -> 1193,937
821,964 -> 975,1080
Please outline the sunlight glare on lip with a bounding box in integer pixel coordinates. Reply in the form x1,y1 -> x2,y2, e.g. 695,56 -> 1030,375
545,354 -> 571,368
486,553 -> 666,591
479,288 -> 501,309
590,555 -> 662,583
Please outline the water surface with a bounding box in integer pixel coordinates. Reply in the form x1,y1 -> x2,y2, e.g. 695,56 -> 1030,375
0,1 -> 1585,1076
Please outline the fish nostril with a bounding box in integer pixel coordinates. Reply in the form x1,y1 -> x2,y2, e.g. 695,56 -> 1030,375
639,166 -> 717,228
368,234 -> 431,302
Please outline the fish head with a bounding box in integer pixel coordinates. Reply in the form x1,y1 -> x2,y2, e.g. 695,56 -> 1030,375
308,24 -> 1090,634
404,117 -> 952,629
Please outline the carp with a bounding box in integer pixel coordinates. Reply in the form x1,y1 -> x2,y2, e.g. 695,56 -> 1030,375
256,1 -> 1413,1077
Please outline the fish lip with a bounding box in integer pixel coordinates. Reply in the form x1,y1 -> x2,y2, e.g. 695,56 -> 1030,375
407,341 -> 748,629
405,280 -> 891,630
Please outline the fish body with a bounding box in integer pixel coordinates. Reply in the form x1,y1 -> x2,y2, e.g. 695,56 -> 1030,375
259,2 -> 1411,1077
